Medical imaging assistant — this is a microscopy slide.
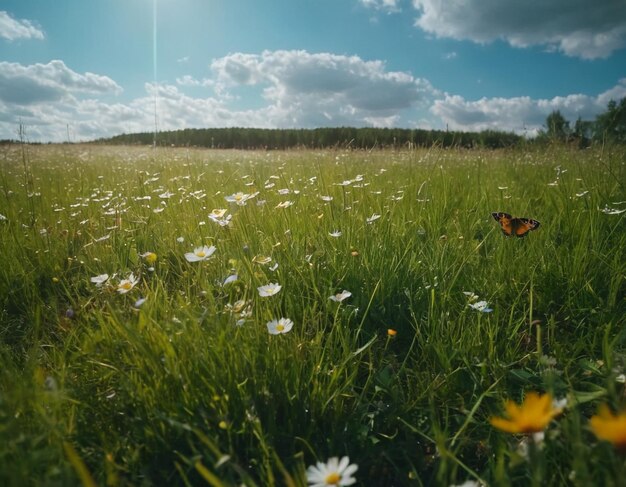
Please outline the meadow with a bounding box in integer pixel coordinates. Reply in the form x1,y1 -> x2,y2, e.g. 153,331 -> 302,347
0,143 -> 625,486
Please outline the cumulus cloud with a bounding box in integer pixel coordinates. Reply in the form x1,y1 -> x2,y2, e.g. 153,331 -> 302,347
431,78 -> 626,135
0,60 -> 122,105
0,11 -> 44,41
1,51 -> 435,141
210,50 -> 436,126
3,52 -> 624,142
412,0 -> 626,59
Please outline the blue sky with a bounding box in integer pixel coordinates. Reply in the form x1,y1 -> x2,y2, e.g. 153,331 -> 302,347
1,0 -> 625,141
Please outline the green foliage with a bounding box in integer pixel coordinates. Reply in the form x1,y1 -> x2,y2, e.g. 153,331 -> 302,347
0,144 -> 625,485
545,110 -> 571,142
96,126 -> 523,150
595,98 -> 626,144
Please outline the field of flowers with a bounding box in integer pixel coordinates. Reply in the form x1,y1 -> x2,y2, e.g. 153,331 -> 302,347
0,144 -> 625,486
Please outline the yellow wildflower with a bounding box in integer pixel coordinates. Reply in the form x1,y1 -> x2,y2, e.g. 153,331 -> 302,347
590,405 -> 626,449
490,392 -> 562,434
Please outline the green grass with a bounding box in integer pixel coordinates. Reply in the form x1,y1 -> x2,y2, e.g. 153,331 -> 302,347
0,143 -> 625,486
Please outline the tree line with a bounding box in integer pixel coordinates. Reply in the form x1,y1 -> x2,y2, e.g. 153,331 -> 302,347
542,97 -> 626,146
95,126 -> 523,150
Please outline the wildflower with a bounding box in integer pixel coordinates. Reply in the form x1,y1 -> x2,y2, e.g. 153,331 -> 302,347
468,300 -> 493,313
177,236 -> 185,243
450,481 -> 484,487
306,456 -> 357,487
490,392 -> 562,434
210,208 -> 227,218
366,213 -> 381,224
90,274 -> 109,287
590,405 -> 626,449
387,328 -> 397,337
223,274 -> 238,286
329,230 -> 342,238
185,245 -> 216,262
600,206 -> 626,215
141,251 -> 157,264
258,283 -> 282,297
225,192 -> 253,206
329,290 -> 352,303
117,273 -> 139,294
267,317 -> 294,335
463,291 -> 479,302
133,297 -> 147,308
275,200 -> 294,209
320,195 -> 333,201
269,262 -> 279,272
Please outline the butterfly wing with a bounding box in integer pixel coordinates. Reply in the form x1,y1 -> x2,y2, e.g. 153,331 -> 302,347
492,212 -> 513,236
511,217 -> 540,238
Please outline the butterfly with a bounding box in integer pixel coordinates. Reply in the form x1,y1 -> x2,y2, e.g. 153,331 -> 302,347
492,212 -> 540,238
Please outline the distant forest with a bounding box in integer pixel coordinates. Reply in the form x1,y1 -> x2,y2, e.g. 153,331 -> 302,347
97,127 -> 523,150
94,97 -> 626,150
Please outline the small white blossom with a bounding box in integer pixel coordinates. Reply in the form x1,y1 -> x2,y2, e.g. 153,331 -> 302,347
258,283 -> 282,297
267,317 -> 294,335
306,456 -> 357,487
329,290 -> 352,303
185,245 -> 216,262
90,274 -> 109,287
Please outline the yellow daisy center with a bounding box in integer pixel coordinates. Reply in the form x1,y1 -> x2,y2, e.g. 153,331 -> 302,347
120,282 -> 132,290
325,472 -> 341,485
196,251 -> 206,257
276,324 -> 284,332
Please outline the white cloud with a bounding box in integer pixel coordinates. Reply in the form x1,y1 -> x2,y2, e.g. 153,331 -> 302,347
0,11 -> 44,41
0,60 -> 122,105
412,0 -> 626,59
3,53 -> 625,142
359,0 -> 401,13
431,78 -> 626,135
210,50 -> 436,127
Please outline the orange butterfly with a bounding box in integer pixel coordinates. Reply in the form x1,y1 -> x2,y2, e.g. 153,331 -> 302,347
492,212 -> 540,238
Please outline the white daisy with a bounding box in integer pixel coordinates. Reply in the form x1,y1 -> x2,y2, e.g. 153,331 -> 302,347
267,317 -> 294,335
117,273 -> 139,294
223,274 -> 238,286
329,230 -> 342,238
225,192 -> 257,206
184,245 -> 216,262
329,290 -> 352,303
468,300 -> 493,313
90,273 -> 109,287
306,456 -> 357,487
258,283 -> 282,297
366,213 -> 381,224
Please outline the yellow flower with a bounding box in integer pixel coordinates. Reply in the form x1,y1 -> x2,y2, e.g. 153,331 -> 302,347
490,392 -> 562,434
141,252 -> 157,264
387,328 -> 397,337
590,405 -> 626,449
